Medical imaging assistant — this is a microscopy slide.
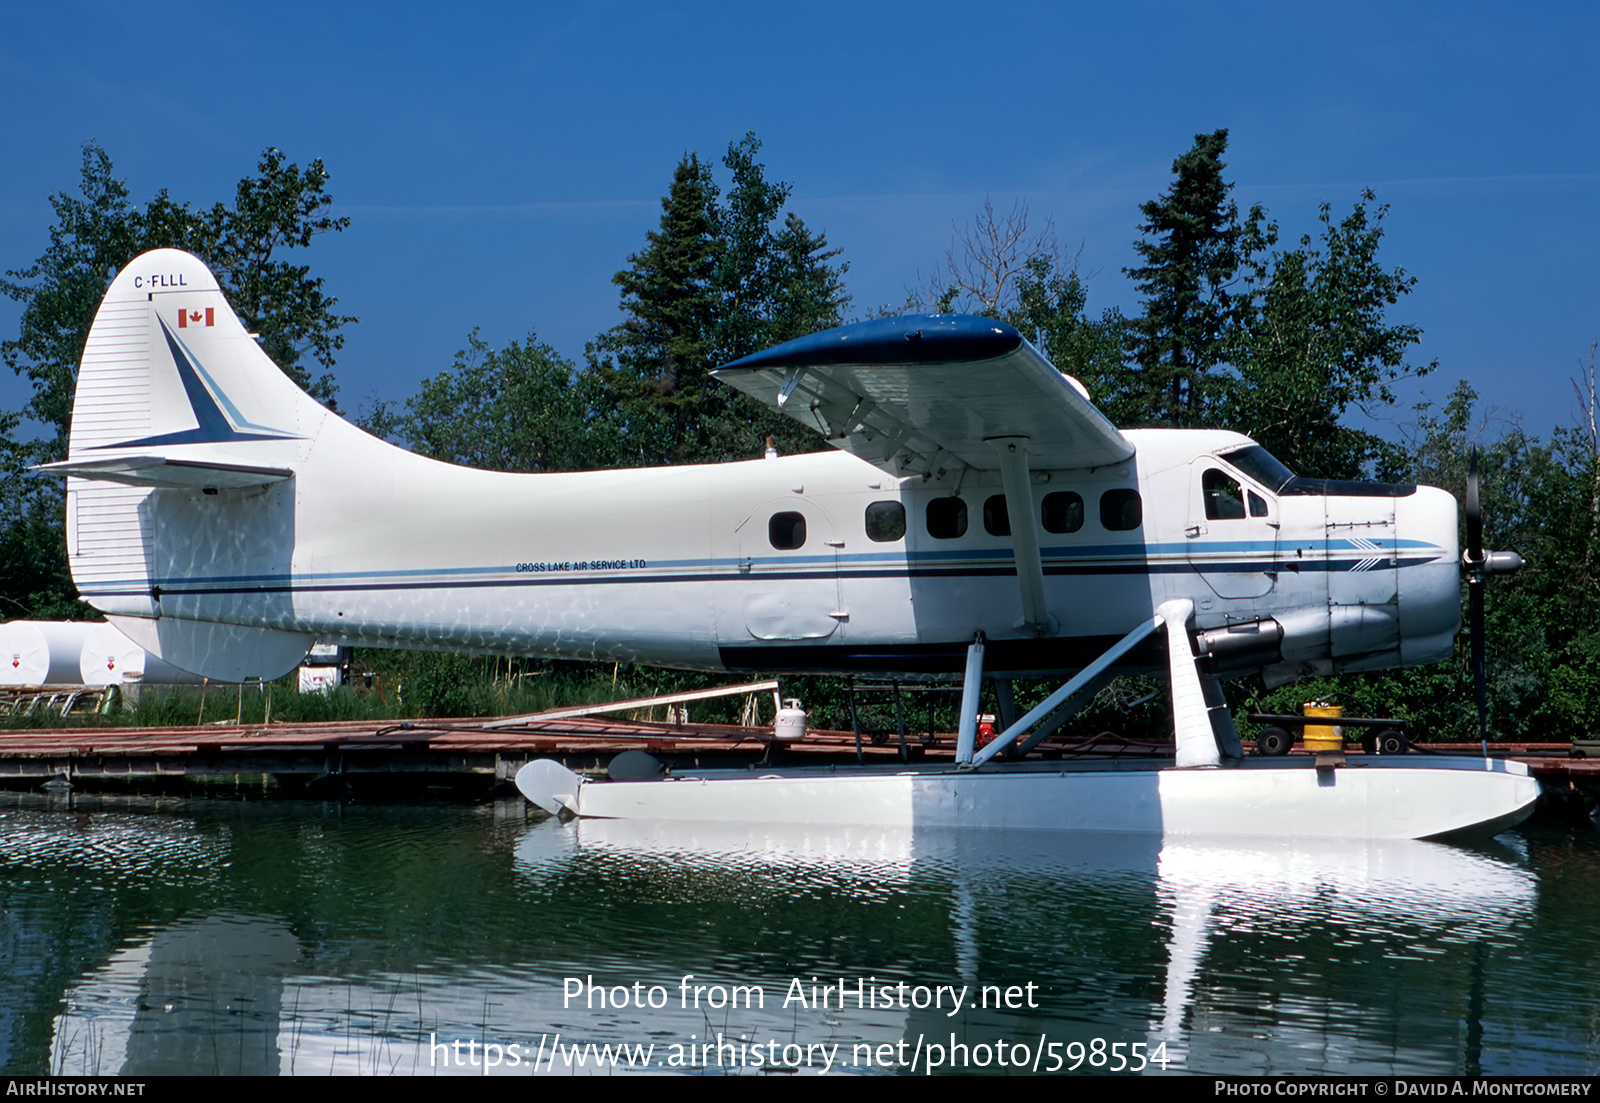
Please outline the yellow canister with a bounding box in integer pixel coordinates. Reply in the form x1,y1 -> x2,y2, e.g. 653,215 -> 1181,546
1302,702 -> 1344,751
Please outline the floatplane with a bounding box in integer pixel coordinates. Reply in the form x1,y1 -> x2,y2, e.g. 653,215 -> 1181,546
44,249 -> 1537,838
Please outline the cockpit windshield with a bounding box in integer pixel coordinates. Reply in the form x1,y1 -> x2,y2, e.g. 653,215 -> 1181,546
1220,444 -> 1418,498
1219,446 -> 1296,494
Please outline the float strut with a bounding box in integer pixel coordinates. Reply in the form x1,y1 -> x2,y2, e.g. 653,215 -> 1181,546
954,633 -> 986,764
1201,673 -> 1244,761
971,613 -> 1166,767
1159,599 -> 1220,768
1013,667 -> 1117,758
994,678 -> 1017,732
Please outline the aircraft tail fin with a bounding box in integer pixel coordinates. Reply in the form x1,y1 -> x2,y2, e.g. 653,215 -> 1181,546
53,248 -> 325,678
65,248 -> 322,460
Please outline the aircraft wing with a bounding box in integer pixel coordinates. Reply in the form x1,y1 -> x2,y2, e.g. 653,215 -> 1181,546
714,315 -> 1134,476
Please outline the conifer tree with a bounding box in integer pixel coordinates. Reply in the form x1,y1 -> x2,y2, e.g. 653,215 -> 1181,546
1124,129 -> 1242,426
593,153 -> 721,465
593,134 -> 849,466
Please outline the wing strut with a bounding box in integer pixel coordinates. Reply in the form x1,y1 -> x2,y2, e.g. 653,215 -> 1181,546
989,436 -> 1055,636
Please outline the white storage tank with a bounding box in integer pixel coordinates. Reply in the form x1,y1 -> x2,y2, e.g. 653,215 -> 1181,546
78,623 -> 206,686
0,621 -> 98,686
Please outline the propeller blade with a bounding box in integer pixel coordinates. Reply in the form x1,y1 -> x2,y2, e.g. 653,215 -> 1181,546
1465,448 -> 1483,564
1469,575 -> 1487,746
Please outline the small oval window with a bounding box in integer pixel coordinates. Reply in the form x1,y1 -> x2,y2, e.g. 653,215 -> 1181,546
865,500 -> 906,542
1100,489 -> 1142,531
769,511 -> 807,549
926,497 -> 968,539
983,494 -> 1010,537
1041,491 -> 1083,534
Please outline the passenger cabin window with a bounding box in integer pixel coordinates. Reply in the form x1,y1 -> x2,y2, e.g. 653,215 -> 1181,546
769,511 -> 807,550
983,494 -> 1010,537
865,500 -> 906,542
926,496 -> 968,539
1100,489 -> 1142,531
1041,491 -> 1084,534
1202,469 -> 1246,520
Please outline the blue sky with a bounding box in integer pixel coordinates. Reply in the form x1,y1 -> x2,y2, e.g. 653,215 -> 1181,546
1,2 -> 1595,455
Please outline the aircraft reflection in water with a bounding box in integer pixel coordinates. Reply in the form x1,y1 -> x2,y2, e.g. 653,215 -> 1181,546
46,249 -> 1535,836
42,816 -> 1538,1076
550,820 -> 1539,1074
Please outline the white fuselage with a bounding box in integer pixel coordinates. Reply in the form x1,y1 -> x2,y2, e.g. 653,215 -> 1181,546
76,423 -> 1460,683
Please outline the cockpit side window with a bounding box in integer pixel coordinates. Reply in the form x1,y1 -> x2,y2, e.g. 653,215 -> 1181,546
1202,469 -> 1246,520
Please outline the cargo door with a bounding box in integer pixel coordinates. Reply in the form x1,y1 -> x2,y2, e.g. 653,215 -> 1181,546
737,498 -> 842,640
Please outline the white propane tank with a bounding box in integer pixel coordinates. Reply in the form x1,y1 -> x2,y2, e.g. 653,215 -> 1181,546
78,623 -> 206,686
0,621 -> 97,686
774,697 -> 808,742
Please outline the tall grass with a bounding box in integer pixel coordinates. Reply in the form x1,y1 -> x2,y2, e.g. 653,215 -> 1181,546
3,652 -> 782,728
2,646 -> 1177,744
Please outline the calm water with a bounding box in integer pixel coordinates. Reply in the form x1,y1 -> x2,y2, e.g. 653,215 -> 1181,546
2,790 -> 1597,1076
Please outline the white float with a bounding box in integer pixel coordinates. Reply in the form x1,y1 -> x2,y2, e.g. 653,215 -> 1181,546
515,756 -> 1540,841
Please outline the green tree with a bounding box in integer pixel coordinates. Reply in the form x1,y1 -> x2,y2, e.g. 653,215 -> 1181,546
1006,255 -> 1136,425
1124,129 -> 1242,426
373,329 -> 614,474
591,133 -> 850,466
1,142 -> 355,461
592,151 -> 721,466
185,147 -> 356,406
0,143 -> 354,620
1122,132 -> 1435,476
1225,193 -> 1435,478
0,415 -> 84,619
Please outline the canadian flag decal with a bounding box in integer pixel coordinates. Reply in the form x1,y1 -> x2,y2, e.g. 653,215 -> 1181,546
178,307 -> 214,328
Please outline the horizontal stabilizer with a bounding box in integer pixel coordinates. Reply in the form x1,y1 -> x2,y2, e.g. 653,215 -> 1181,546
38,456 -> 293,490
715,315 -> 1134,476
109,614 -> 313,683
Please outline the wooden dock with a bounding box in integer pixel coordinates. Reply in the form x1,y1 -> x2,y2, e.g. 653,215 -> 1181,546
0,714 -> 963,790
0,717 -> 1595,803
